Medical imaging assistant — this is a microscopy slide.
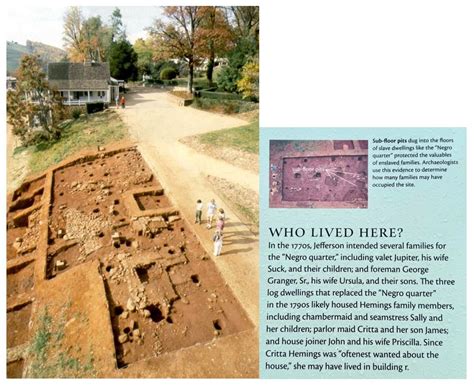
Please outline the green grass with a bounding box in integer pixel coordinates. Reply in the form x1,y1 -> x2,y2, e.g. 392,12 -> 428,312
175,76 -> 214,89
29,304 -> 96,378
196,120 -> 259,155
23,110 -> 128,175
192,97 -> 258,115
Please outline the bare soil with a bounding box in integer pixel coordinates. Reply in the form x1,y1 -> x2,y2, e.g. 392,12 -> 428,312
7,303 -> 32,348
6,146 -> 255,377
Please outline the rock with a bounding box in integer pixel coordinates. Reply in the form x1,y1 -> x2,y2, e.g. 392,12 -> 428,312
59,204 -> 67,210
126,298 -> 136,312
12,241 -> 22,251
15,237 -> 23,243
142,309 -> 151,318
119,311 -> 129,320
71,181 -> 78,188
98,146 -> 105,151
132,329 -> 141,338
112,231 -> 121,240
118,334 -> 128,343
168,215 -> 180,223
55,260 -> 67,270
130,320 -> 137,330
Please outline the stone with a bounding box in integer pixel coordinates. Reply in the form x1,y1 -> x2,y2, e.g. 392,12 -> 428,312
130,320 -> 137,330
142,309 -> 151,318
126,298 -> 136,312
71,181 -> 78,188
131,240 -> 139,249
15,237 -> 23,243
168,215 -> 180,223
98,146 -> 105,151
55,260 -> 67,270
59,204 -> 67,210
112,231 -> 121,240
118,334 -> 128,344
132,329 -> 141,338
119,311 -> 129,320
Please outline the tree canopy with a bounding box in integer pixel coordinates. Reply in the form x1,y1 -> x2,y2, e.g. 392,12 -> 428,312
7,55 -> 65,145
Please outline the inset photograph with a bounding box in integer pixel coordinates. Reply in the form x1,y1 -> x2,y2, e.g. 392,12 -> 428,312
269,140 -> 368,208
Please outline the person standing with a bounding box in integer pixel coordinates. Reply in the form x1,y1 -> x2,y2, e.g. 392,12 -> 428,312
216,217 -> 225,235
120,95 -> 126,109
207,199 -> 217,229
195,199 -> 203,224
213,231 -> 223,256
115,94 -> 119,108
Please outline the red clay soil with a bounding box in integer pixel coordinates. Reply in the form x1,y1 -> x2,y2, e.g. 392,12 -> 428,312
6,145 -> 256,378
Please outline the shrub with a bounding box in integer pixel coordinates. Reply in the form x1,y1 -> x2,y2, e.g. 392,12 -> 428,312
237,59 -> 259,101
71,108 -> 82,120
160,67 -> 178,80
192,98 -> 258,114
216,66 -> 240,93
199,90 -> 242,101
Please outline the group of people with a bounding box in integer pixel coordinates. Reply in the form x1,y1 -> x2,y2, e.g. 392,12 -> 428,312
115,95 -> 126,109
195,198 -> 226,257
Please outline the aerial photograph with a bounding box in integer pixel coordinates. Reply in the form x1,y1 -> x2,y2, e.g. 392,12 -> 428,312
5,5 -> 259,378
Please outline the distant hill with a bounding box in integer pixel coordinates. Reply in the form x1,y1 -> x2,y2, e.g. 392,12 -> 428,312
7,40 -> 67,75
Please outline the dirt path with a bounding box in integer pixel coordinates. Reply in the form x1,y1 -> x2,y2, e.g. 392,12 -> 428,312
6,124 -> 30,193
117,88 -> 259,325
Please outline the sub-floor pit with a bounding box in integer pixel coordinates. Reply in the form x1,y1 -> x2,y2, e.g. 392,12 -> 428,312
270,140 -> 368,208
7,302 -> 32,349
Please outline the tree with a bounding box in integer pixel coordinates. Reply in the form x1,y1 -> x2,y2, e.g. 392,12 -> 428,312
110,7 -> 126,42
63,6 -> 85,61
134,38 -> 154,77
197,7 -> 233,87
148,6 -> 206,93
81,16 -> 111,62
237,58 -> 259,100
108,40 -> 138,81
63,7 -> 112,62
229,6 -> 259,44
7,55 -> 65,145
216,6 -> 259,93
216,37 -> 258,92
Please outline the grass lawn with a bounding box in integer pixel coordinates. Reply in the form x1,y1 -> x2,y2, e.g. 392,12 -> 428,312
175,76 -> 212,89
195,120 -> 258,155
16,110 -> 128,175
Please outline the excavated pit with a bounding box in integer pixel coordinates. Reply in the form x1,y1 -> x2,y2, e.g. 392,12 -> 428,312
7,302 -> 32,349
270,140 -> 369,208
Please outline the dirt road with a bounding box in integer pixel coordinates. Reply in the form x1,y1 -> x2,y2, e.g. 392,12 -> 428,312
118,88 -> 259,325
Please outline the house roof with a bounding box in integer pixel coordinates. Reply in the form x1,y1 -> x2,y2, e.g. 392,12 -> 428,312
47,62 -> 111,90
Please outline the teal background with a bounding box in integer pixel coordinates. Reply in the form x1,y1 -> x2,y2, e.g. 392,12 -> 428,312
259,128 -> 466,379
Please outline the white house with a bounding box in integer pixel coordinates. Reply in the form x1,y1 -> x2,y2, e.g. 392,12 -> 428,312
47,62 -> 119,106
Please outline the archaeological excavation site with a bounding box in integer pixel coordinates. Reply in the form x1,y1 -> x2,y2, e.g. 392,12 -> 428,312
6,144 -> 257,378
269,140 -> 368,208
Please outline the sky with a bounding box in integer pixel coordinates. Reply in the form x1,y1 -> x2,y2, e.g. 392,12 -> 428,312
5,6 -> 163,49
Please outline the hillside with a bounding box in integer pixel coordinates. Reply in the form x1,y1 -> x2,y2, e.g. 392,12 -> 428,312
7,40 -> 66,75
